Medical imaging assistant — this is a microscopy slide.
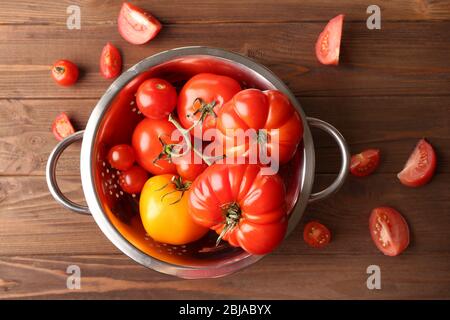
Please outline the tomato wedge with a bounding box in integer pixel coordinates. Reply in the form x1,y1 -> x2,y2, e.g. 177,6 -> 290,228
118,2 -> 162,45
369,207 -> 410,256
398,139 -> 437,187
350,149 -> 380,177
100,42 -> 122,79
303,221 -> 331,248
52,113 -> 75,141
315,14 -> 344,65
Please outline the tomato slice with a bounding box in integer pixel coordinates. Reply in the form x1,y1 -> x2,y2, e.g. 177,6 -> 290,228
107,144 -> 135,171
118,2 -> 162,45
397,139 -> 437,187
100,42 -> 122,79
350,149 -> 380,177
52,113 -> 75,141
303,221 -> 331,248
369,207 -> 410,256
315,14 -> 344,65
118,165 -> 149,194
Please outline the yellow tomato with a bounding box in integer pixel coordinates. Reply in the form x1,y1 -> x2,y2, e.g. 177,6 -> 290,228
139,174 -> 208,245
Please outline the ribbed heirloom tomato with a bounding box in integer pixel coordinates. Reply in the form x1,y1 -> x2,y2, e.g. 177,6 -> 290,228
188,163 -> 288,255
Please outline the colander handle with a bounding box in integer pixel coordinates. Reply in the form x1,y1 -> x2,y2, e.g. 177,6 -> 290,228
46,130 -> 90,215
307,117 -> 350,203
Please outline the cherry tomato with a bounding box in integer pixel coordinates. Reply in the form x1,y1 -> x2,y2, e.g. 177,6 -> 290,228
315,14 -> 344,65
173,149 -> 207,182
177,73 -> 241,140
118,165 -> 149,194
136,78 -> 177,119
118,2 -> 162,45
397,139 -> 437,187
350,149 -> 380,177
369,207 -> 410,256
303,221 -> 331,248
107,144 -> 135,171
51,60 -> 79,86
100,42 -> 122,79
52,113 -> 75,141
189,163 -> 288,255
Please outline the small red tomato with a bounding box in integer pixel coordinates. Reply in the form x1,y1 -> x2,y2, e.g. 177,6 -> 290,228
350,149 -> 380,177
52,113 -> 75,141
136,78 -> 177,119
398,139 -> 437,187
315,14 -> 344,65
118,2 -> 162,45
174,150 -> 207,182
303,221 -> 331,248
51,60 -> 79,86
107,144 -> 135,171
100,42 -> 122,79
118,165 -> 149,194
369,207 -> 410,256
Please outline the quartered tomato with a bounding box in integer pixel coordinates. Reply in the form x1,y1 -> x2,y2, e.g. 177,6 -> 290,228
216,89 -> 303,165
118,165 -> 148,194
100,42 -> 122,79
188,163 -> 288,255
118,2 -> 162,45
52,113 -> 75,141
107,144 -> 135,171
177,73 -> 241,140
136,78 -> 177,119
350,149 -> 380,177
398,139 -> 437,187
369,207 -> 410,256
303,221 -> 331,248
51,60 -> 79,86
315,14 -> 344,65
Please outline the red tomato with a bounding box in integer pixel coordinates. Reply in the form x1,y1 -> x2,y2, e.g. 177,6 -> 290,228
132,117 -> 178,175
118,2 -> 162,45
303,221 -> 331,248
188,163 -> 288,255
174,151 -> 207,182
315,14 -> 344,65
118,165 -> 149,194
52,113 -> 75,141
100,42 -> 122,79
136,78 -> 177,119
350,149 -> 380,177
51,60 -> 79,86
369,207 -> 410,256
397,139 -> 437,187
177,73 -> 241,140
216,89 -> 303,165
107,144 -> 135,171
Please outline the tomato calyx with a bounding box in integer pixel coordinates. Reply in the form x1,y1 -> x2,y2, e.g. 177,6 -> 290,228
216,202 -> 241,246
158,176 -> 191,205
54,66 -> 65,75
153,136 -> 181,164
189,98 -> 218,124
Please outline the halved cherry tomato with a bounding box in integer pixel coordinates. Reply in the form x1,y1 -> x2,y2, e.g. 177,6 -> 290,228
52,113 -> 75,141
350,149 -> 380,177
118,2 -> 162,45
397,139 -> 437,187
51,60 -> 79,86
315,14 -> 344,65
303,221 -> 331,248
118,165 -> 149,194
100,42 -> 122,79
369,207 -> 410,256
177,73 -> 241,140
107,144 -> 135,171
136,78 -> 177,119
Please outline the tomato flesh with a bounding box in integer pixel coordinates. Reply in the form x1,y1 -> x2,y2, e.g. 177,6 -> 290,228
52,113 -> 75,141
303,221 -> 331,248
136,78 -> 177,119
107,144 -> 135,171
350,149 -> 380,177
369,207 -> 410,256
51,60 -> 79,86
397,139 -> 436,187
315,14 -> 344,65
118,165 -> 149,194
100,42 -> 122,79
118,2 -> 162,45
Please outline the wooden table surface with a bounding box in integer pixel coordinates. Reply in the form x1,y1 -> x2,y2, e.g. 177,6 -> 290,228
1,0 -> 449,300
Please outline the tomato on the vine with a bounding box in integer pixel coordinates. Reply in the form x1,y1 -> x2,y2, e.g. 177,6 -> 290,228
51,60 -> 79,86
136,78 -> 177,119
107,144 -> 135,171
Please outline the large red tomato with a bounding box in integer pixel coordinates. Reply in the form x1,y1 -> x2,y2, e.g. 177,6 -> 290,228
177,73 -> 241,140
188,163 -> 288,255
216,89 -> 303,165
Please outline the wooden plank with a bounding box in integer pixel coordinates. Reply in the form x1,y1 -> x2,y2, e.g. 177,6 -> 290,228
0,21 -> 449,99
1,174 -> 448,256
1,97 -> 448,176
0,253 -> 449,299
1,0 -> 450,25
